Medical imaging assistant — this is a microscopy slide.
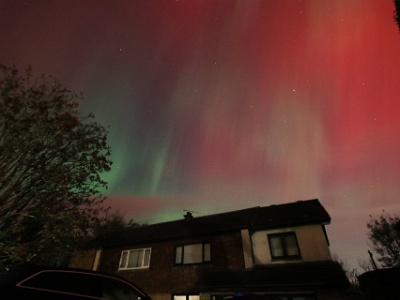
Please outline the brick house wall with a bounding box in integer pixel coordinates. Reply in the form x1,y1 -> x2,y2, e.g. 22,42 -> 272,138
69,200 -> 350,300
97,231 -> 245,299
69,249 -> 97,270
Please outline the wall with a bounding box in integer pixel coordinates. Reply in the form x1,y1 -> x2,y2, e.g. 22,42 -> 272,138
251,224 -> 332,264
241,229 -> 253,269
98,231 -> 245,300
69,249 -> 97,270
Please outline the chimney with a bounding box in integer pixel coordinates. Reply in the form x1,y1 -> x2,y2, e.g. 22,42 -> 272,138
184,211 -> 193,220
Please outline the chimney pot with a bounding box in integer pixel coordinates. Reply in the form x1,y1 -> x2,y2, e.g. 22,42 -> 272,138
184,211 -> 193,220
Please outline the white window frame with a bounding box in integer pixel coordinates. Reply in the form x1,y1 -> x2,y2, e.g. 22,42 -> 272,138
173,294 -> 200,300
118,248 -> 151,270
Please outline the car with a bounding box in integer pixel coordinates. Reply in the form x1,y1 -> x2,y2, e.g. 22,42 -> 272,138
0,265 -> 152,300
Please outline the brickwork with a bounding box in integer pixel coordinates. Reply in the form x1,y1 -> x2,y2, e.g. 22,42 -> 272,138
97,231 -> 245,300
69,249 -> 96,270
150,293 -> 172,300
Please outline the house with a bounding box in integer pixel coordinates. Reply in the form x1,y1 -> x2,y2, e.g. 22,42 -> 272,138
70,199 -> 349,300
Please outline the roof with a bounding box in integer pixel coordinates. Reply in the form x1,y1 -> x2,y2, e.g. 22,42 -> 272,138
195,261 -> 350,293
89,199 -> 330,248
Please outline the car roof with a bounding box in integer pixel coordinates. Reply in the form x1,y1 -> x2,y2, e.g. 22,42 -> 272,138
1,264 -> 150,297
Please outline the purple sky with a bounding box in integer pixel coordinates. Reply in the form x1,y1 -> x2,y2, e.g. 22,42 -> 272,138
1,0 -> 400,270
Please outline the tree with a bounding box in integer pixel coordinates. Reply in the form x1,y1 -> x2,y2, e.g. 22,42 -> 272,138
394,0 -> 400,30
0,64 -> 112,269
332,254 -> 359,289
93,211 -> 144,237
367,211 -> 400,268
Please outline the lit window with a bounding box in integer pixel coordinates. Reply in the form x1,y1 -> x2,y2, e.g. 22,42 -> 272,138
119,248 -> 151,269
175,243 -> 211,264
174,294 -> 200,300
268,232 -> 300,259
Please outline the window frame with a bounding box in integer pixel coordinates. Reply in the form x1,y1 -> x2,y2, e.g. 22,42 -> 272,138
173,294 -> 200,300
118,248 -> 151,270
174,242 -> 211,265
267,232 -> 301,260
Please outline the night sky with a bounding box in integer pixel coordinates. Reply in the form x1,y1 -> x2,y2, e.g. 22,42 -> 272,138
1,0 -> 400,270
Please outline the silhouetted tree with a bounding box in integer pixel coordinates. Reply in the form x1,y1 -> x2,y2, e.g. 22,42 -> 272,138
333,253 -> 360,287
367,211 -> 400,268
358,258 -> 375,272
0,64 -> 112,269
93,211 -> 144,237
394,0 -> 400,30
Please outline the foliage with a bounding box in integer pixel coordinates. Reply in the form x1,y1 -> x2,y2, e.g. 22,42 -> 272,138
367,211 -> 400,268
93,211 -> 144,237
0,64 -> 112,269
394,0 -> 400,31
358,258 -> 375,272
333,253 -> 360,288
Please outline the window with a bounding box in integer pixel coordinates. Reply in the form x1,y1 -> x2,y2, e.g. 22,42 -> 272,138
119,248 -> 151,270
268,232 -> 300,259
175,243 -> 211,264
173,294 -> 200,300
